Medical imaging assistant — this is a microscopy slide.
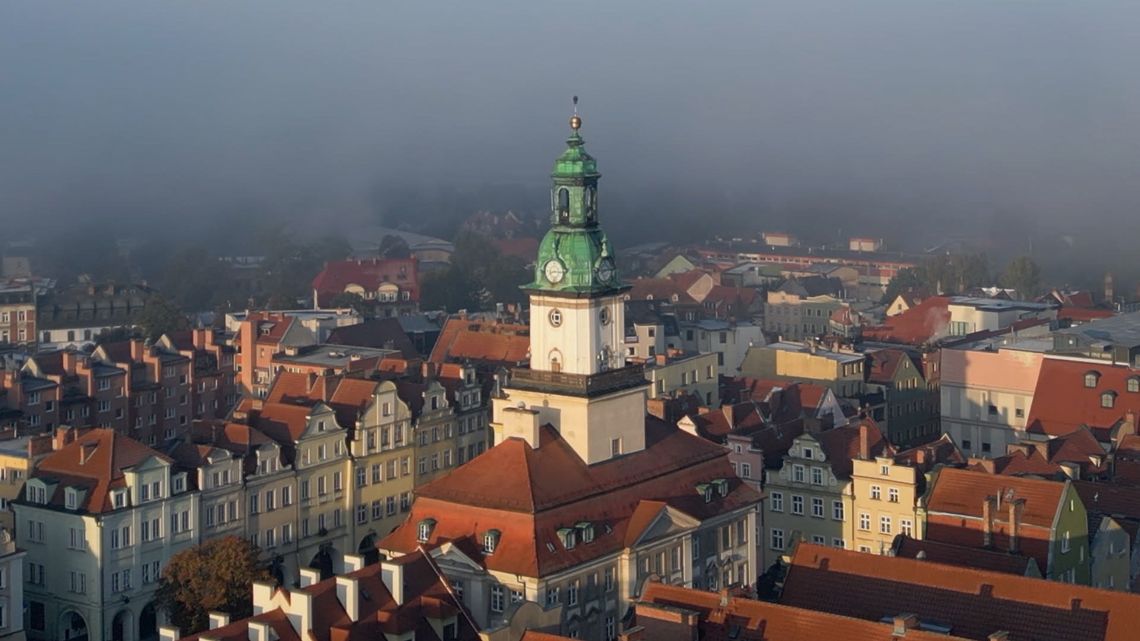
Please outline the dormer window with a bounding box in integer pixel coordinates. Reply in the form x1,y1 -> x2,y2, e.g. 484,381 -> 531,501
483,529 -> 501,555
417,518 -> 437,543
1101,391 -> 1117,409
64,488 -> 79,510
576,522 -> 595,544
802,447 -> 814,460
697,483 -> 713,503
113,490 -> 126,509
1085,371 -> 1101,388
27,482 -> 48,505
712,478 -> 730,497
557,528 -> 576,550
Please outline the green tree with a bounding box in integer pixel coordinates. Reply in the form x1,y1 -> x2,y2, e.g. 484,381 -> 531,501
329,291 -> 374,318
421,266 -> 480,312
881,267 -> 925,305
156,536 -> 270,635
134,295 -> 190,341
1000,255 -> 1042,300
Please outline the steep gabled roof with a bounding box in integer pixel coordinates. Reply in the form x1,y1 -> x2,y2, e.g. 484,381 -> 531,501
862,296 -> 952,346
816,420 -> 892,478
428,318 -> 529,367
892,535 -> 1040,576
32,429 -> 172,513
1027,358 -> 1140,441
926,467 -> 1065,529
865,348 -> 922,385
380,419 -> 760,577
311,258 -> 420,306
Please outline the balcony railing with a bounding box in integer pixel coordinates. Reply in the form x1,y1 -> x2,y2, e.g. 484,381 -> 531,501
509,365 -> 647,397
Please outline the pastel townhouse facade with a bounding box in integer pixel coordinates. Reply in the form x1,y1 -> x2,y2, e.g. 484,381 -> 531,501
763,423 -> 892,565
679,320 -> 764,377
643,351 -> 720,408
0,529 -> 25,641
940,346 -> 1045,458
14,430 -> 199,641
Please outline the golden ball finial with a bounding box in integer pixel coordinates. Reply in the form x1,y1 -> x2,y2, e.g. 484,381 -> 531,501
570,95 -> 581,130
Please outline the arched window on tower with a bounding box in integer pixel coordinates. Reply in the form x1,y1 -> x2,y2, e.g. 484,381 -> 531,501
557,188 -> 570,223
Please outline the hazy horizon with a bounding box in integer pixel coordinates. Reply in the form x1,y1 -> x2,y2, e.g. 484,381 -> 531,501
3,0 -> 1139,281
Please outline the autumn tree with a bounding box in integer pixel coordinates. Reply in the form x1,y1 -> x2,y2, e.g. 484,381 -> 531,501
156,536 -> 270,634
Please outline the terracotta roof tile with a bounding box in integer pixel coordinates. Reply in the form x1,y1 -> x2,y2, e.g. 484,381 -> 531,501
380,419 -> 761,577
1027,358 -> 1140,440
32,428 -> 172,513
927,467 -> 1064,529
892,535 -> 1039,576
428,318 -> 529,367
862,296 -> 952,346
782,542 -> 1140,641
311,258 -> 419,308
817,420 -> 892,477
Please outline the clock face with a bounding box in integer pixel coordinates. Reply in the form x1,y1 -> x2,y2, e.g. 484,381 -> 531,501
596,258 -> 615,283
544,260 -> 566,284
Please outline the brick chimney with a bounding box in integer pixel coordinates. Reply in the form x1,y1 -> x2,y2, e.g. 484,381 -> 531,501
192,328 -> 208,350
892,614 -> 919,636
1008,498 -> 1025,554
859,422 -> 871,460
983,495 -> 996,547
130,338 -> 145,362
61,350 -> 77,374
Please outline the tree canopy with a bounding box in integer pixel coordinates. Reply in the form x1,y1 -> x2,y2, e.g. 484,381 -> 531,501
156,536 -> 270,635
1000,255 -> 1042,300
881,252 -> 992,303
420,232 -> 529,312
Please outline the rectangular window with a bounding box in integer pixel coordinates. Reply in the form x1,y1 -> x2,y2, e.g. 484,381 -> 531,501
770,492 -> 783,512
372,464 -> 382,484
490,585 -> 504,612
811,497 -> 824,518
770,528 -> 785,550
387,496 -> 397,515
859,512 -> 871,531
281,485 -> 292,506
793,465 -> 805,483
811,467 -> 823,485
888,488 -> 899,503
870,485 -> 881,500
791,495 -> 804,515
900,519 -> 913,537
880,515 -> 892,534
832,500 -> 844,521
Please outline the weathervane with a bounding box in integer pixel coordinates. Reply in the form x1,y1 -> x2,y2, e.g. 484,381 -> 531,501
570,95 -> 581,131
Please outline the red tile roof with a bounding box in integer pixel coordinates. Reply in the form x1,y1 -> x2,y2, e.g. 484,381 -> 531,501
638,581 -> 972,641
1027,358 -> 1140,441
891,535 -> 1040,576
380,418 -> 761,577
428,318 -> 530,367
862,296 -> 952,346
817,420 -> 893,478
866,348 -> 921,385
625,278 -> 695,304
311,258 -> 420,307
927,467 -> 1065,529
1059,307 -> 1117,323
32,428 -> 172,513
971,428 -> 1109,479
782,542 -> 1140,641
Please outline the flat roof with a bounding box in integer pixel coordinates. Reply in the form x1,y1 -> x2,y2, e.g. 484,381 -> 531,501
274,344 -> 396,368
765,341 -> 865,363
948,296 -> 1057,312
1055,309 -> 1140,347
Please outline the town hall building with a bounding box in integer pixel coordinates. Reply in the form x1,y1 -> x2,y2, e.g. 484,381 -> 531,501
379,105 -> 762,639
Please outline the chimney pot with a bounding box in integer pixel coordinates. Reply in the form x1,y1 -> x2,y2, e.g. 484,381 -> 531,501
983,495 -> 996,547
893,614 -> 919,636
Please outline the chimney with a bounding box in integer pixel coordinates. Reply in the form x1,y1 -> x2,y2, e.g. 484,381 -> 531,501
1105,272 -> 1115,302
298,567 -> 321,587
130,338 -> 145,362
618,627 -> 646,641
1008,498 -> 1025,554
208,613 -> 230,630
247,621 -> 272,641
983,495 -> 996,547
342,553 -> 365,573
892,614 -> 919,636
380,559 -> 405,605
859,422 -> 871,460
159,627 -> 181,641
655,353 -> 667,366
914,448 -> 927,467
335,576 -> 360,622
1121,410 -> 1137,439
62,350 -> 77,374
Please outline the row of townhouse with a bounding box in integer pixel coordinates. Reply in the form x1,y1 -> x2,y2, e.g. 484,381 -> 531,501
13,358 -> 493,641
0,329 -> 236,443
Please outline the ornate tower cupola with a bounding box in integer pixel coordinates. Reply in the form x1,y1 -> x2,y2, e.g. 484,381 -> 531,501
494,99 -> 648,465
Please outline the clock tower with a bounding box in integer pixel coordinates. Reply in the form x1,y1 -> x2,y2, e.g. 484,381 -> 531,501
492,101 -> 648,464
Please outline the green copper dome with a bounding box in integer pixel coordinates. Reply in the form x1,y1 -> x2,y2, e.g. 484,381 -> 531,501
524,112 -> 625,296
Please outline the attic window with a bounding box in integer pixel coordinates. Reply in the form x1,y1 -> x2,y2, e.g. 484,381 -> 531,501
712,478 -> 730,497
417,518 -> 437,543
576,522 -> 595,544
27,483 -> 47,505
483,529 -> 501,555
1129,377 -> 1140,393
1085,371 -> 1100,388
697,483 -> 713,503
113,490 -> 126,509
1101,391 -> 1117,409
64,488 -> 79,510
558,527 -> 577,550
